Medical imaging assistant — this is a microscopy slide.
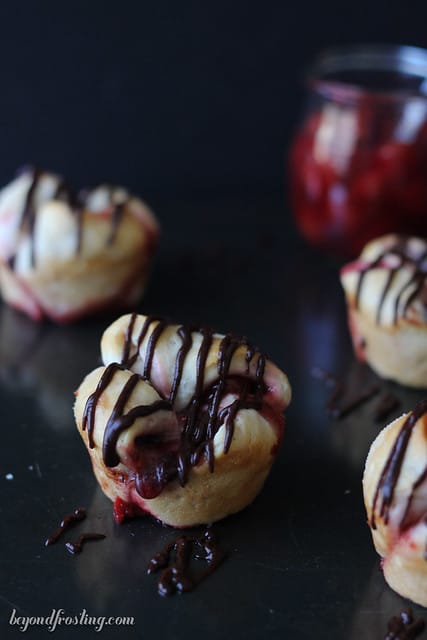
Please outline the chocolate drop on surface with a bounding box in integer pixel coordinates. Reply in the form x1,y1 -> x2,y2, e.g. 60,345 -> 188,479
384,608 -> 425,639
65,533 -> 106,555
45,507 -> 87,546
147,529 -> 226,596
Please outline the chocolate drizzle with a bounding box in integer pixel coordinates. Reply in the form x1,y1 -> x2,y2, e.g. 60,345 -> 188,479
354,237 -> 427,325
83,315 -> 269,499
385,608 -> 425,640
20,168 -> 42,267
169,326 -> 193,404
121,312 -> 138,365
7,168 -> 131,270
102,379 -> 170,468
371,399 -> 427,529
82,363 -> 126,448
143,319 -> 168,380
45,507 -> 87,546
147,529 -> 226,596
7,167 -> 44,269
65,533 -> 106,555
174,326 -> 265,485
121,314 -> 161,369
107,201 -> 125,246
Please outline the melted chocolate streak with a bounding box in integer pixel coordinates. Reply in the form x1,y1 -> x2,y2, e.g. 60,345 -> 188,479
82,314 -> 267,498
385,608 -> 426,640
371,399 -> 427,529
65,533 -> 106,555
147,529 -> 226,596
45,508 -> 87,546
354,237 -> 427,325
9,167 -> 129,269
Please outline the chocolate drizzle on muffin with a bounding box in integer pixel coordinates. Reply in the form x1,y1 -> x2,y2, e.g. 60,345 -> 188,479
354,237 -> 427,326
371,399 -> 427,529
8,167 -> 131,269
82,314 -> 268,500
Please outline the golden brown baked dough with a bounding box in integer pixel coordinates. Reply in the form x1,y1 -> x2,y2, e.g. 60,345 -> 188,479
74,313 -> 291,527
363,400 -> 427,606
340,234 -> 427,388
0,168 -> 158,322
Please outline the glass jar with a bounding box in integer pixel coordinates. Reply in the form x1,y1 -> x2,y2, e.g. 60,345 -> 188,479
289,45 -> 427,256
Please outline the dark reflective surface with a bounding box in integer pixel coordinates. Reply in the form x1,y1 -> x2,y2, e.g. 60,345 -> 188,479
1,195 -> 426,639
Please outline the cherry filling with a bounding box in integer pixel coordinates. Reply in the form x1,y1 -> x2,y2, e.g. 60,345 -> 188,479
290,106 -> 427,256
113,497 -> 145,524
84,347 -> 285,512
120,376 -> 281,501
131,431 -> 182,500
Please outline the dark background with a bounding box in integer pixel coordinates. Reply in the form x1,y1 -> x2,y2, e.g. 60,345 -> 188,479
3,5 -> 427,639
1,0 -> 427,201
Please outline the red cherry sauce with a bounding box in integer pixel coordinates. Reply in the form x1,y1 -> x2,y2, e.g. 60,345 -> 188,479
290,75 -> 427,256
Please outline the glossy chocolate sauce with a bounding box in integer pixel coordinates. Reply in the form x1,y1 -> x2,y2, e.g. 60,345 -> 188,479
371,399 -> 427,529
45,507 -> 87,546
385,608 -> 425,640
147,529 -> 226,596
65,533 -> 106,555
8,168 -> 131,270
84,314 -> 268,499
354,237 -> 427,325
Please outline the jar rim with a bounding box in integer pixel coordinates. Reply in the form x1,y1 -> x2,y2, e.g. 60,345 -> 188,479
308,44 -> 427,102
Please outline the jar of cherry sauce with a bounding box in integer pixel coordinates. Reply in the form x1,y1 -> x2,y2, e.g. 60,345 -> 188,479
289,45 -> 427,256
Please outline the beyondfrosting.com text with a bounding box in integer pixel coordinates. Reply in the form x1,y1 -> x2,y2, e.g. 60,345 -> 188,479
9,608 -> 135,633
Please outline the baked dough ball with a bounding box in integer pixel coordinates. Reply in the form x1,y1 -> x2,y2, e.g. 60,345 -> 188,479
74,313 -> 292,527
0,167 -> 158,322
363,400 -> 427,606
340,234 -> 427,388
